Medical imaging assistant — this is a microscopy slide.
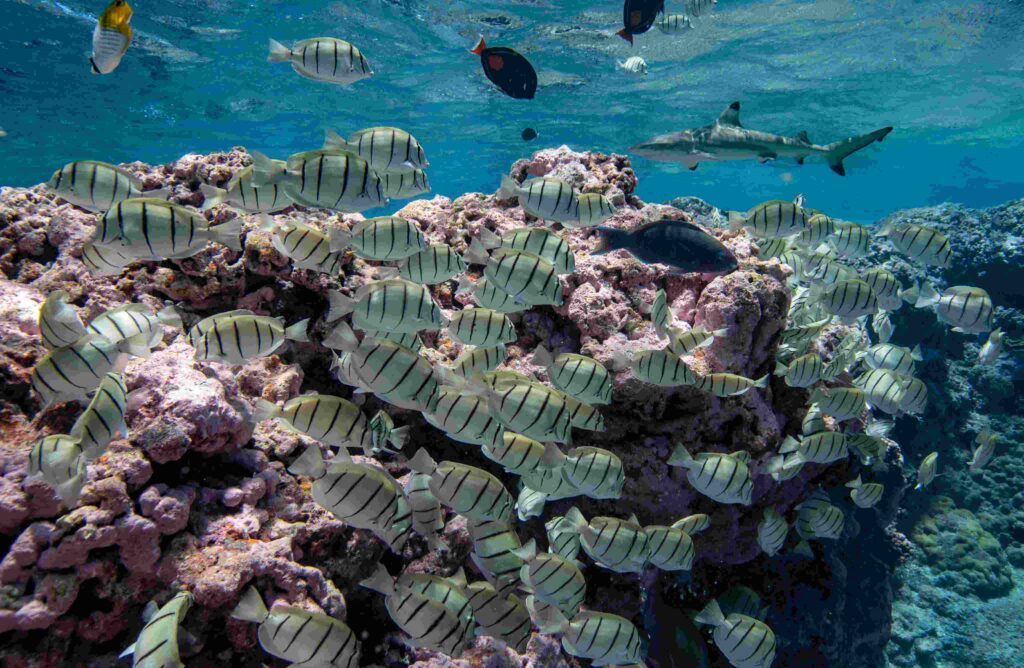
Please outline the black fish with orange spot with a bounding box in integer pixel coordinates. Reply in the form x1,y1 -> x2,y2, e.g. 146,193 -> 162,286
593,219 -> 737,274
471,37 -> 537,100
617,0 -> 665,45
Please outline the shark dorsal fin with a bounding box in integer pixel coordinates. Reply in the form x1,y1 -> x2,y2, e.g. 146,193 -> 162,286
717,101 -> 742,127
796,131 -> 811,143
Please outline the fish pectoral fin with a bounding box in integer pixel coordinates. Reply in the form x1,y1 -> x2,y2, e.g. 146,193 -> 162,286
758,152 -> 778,163
796,157 -> 805,165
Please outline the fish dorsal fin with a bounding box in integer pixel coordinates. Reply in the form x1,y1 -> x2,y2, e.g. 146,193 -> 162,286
730,450 -> 751,463
796,131 -> 811,143
634,218 -> 706,236
717,101 -> 742,127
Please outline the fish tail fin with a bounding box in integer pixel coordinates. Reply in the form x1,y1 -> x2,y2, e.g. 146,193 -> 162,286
875,222 -> 893,238
911,344 -> 923,361
823,126 -> 893,176
231,586 -> 269,623
668,443 -> 694,467
778,436 -> 800,454
530,599 -> 570,635
609,349 -> 632,372
284,319 -> 309,343
211,218 -> 243,252
253,398 -> 283,423
408,447 -> 436,475
267,38 -> 291,63
199,183 -> 228,211
359,563 -> 396,596
328,225 -> 353,253
388,425 -> 411,450
323,128 -> 351,150
563,505 -> 587,532
727,210 -> 747,231
117,333 -> 152,359
321,320 -> 359,352
532,345 -> 555,369
288,445 -> 327,479
470,36 -> 486,55
845,475 -> 863,489
540,441 -> 567,468
766,455 -> 787,476
794,540 -> 815,558
326,290 -> 357,322
498,174 -> 520,199
477,227 -> 503,249
511,537 -> 538,561
615,29 -> 634,45
592,226 -> 627,256
906,282 -> 940,308
455,274 -> 475,295
753,374 -> 770,388
375,266 -> 400,280
774,361 -> 788,376
57,466 -> 87,507
866,418 -> 894,438
464,238 -> 492,266
694,599 -> 727,628
146,187 -> 173,201
156,304 -> 182,329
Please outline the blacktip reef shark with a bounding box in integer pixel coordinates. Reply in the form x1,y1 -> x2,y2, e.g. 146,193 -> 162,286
630,101 -> 893,175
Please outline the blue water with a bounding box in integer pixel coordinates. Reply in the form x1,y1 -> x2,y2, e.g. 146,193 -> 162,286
3,0 -> 1024,221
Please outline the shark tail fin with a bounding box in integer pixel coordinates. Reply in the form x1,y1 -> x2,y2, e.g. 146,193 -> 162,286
823,126 -> 894,176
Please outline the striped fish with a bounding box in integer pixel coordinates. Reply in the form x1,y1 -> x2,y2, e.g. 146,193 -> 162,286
447,308 -> 517,347
396,571 -> 475,640
477,377 -> 573,443
31,333 -> 145,406
669,446 -> 753,505
728,200 -> 810,238
87,303 -> 181,348
650,289 -> 671,337
565,507 -> 650,574
666,325 -> 727,357
768,453 -> 804,482
38,291 -> 86,350
978,328 -> 1004,365
795,214 -> 835,246
644,525 -> 695,571
81,240 -> 134,275
184,309 -> 252,347
935,285 -> 994,333
423,387 -> 504,448
695,599 -> 776,668
853,368 -> 906,415
878,222 -> 952,267
360,565 -> 469,657
393,244 -> 466,285
27,433 -> 87,505
200,164 -> 293,214
874,309 -> 897,344
405,473 -> 445,547
328,279 -> 445,335
465,582 -> 532,653
265,219 -> 344,274
774,353 -> 823,388
90,0 -> 133,75
863,343 -> 921,376
499,176 -> 580,224
324,127 -> 428,174
671,514 -> 711,535
70,372 -> 128,460
863,268 -> 904,311
480,431 -> 552,476
456,275 -> 529,314
329,216 -> 426,260
898,376 -> 928,414
780,317 -> 830,347
802,405 -> 827,435
803,251 -> 855,285
555,446 -> 625,500
479,369 -> 537,389
532,346 -> 612,405
562,394 -> 606,431
545,515 -> 582,562
288,447 -> 412,550
254,394 -> 381,455
409,448 -> 514,523
656,13 -> 693,33
969,428 -> 996,472
230,587 -> 358,668
778,432 -> 848,465
478,227 -> 575,275
828,222 -> 872,258
573,193 -> 617,229
686,0 -> 718,18
382,169 -> 431,200
816,279 -> 878,321
846,476 -> 884,509
915,452 -> 938,490
47,160 -> 164,213
452,344 -> 507,378
268,37 -> 372,85
465,242 -> 563,306
809,386 -> 866,421
95,198 -> 242,260
531,606 -> 645,666
757,508 -> 789,556
694,372 -> 769,397
777,249 -> 806,279
758,236 -> 794,259
368,410 -> 409,454
272,149 -> 386,213
516,468 -> 585,520
795,491 -> 845,541
627,348 -> 699,386
467,518 -> 524,597
514,538 -> 587,609
192,314 -> 309,364
322,323 -> 441,412
120,591 -> 193,668
719,586 -> 768,622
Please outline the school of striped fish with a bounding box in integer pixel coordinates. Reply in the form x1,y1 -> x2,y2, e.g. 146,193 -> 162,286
30,20 -> 1009,668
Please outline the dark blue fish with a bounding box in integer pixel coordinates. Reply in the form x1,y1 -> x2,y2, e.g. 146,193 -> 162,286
593,219 -> 737,274
522,127 -> 538,141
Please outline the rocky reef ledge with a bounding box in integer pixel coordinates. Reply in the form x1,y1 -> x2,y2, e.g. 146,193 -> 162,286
2,146 -> 912,667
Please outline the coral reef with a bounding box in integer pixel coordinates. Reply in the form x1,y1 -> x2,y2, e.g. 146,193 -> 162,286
0,146 -> 910,666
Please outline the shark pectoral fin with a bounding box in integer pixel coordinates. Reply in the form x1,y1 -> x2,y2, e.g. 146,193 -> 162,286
758,152 -> 777,163
688,163 -> 699,171
683,156 -> 700,171
717,101 -> 742,127
796,157 -> 805,165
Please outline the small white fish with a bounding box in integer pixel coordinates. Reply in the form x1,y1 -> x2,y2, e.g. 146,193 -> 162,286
969,428 -> 996,472
978,328 -> 1004,365
616,56 -> 648,76
91,0 -> 133,74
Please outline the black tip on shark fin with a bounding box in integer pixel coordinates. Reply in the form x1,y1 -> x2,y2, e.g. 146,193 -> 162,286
718,102 -> 742,127
688,163 -> 699,171
830,163 -> 847,176
729,101 -> 740,110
